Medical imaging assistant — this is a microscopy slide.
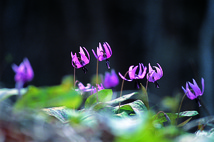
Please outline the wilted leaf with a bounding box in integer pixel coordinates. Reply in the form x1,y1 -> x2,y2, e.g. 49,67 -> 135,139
177,117 -> 192,127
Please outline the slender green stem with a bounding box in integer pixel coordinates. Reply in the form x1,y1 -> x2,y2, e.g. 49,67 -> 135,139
96,58 -> 99,102
118,71 -> 129,113
176,93 -> 186,125
73,68 -> 76,89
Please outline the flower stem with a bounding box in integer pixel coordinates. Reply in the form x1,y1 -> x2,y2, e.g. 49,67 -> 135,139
96,58 -> 99,102
176,93 -> 186,125
73,68 -> 76,89
118,70 -> 129,113
16,81 -> 23,99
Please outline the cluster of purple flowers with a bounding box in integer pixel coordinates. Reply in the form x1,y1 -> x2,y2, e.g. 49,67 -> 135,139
71,42 -> 112,73
119,63 -> 163,88
11,41 -> 205,106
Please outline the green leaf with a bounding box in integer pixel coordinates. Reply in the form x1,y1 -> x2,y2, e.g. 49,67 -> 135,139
14,84 -> 82,110
154,111 -> 198,124
129,100 -> 148,115
84,89 -> 113,108
178,111 -> 199,117
114,100 -> 147,116
106,92 -> 138,105
139,83 -> 149,109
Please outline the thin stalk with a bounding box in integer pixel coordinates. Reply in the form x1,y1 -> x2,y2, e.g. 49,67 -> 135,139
176,93 -> 186,125
96,58 -> 99,102
73,68 -> 76,89
16,81 -> 23,99
118,70 -> 129,113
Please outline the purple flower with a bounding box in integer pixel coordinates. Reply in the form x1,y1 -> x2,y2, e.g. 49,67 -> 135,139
92,42 -> 112,69
182,78 -> 204,102
12,58 -> 34,84
118,63 -> 147,88
147,63 -> 163,88
75,82 -> 92,93
91,83 -> 105,94
103,69 -> 119,88
12,58 -> 34,97
71,46 -> 90,73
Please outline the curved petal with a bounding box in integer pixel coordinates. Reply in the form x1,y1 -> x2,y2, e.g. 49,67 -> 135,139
12,64 -> 19,73
97,45 -> 104,61
23,58 -> 34,81
148,63 -> 154,73
182,86 -> 187,94
71,53 -> 82,68
188,79 -> 201,97
138,63 -> 142,76
103,42 -> 112,59
201,78 -> 204,95
118,72 -> 133,82
157,63 -> 163,77
186,87 -> 197,100
82,47 -> 90,61
129,65 -> 138,80
147,70 -> 155,82
138,63 -> 147,79
79,52 -> 89,65
92,49 -> 98,59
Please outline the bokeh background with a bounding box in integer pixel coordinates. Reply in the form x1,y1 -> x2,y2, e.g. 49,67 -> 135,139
0,0 -> 213,115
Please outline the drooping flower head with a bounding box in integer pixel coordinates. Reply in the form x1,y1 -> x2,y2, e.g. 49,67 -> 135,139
147,63 -> 163,88
103,69 -> 119,88
71,46 -> 90,73
182,78 -> 204,107
92,42 -> 112,69
12,58 -> 34,84
118,63 -> 147,88
75,81 -> 92,93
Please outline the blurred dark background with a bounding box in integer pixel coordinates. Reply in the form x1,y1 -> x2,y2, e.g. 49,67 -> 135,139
0,0 -> 213,115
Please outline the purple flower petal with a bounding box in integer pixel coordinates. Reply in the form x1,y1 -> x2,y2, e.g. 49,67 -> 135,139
118,72 -> 133,82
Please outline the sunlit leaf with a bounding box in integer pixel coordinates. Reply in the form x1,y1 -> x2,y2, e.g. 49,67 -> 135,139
85,89 -> 113,108
14,76 -> 82,110
106,92 -> 137,105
